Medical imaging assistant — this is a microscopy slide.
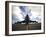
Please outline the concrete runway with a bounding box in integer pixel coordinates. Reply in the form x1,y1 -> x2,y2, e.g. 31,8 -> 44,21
12,23 -> 41,31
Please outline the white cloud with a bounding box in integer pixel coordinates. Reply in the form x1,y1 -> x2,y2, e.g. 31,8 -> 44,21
12,6 -> 41,24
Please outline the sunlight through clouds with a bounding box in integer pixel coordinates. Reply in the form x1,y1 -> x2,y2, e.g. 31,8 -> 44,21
12,6 -> 41,24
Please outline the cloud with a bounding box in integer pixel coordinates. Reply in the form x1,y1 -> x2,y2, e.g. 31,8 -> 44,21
12,6 -> 41,24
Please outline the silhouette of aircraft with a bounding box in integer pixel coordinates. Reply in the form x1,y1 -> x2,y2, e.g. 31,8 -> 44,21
14,14 -> 38,24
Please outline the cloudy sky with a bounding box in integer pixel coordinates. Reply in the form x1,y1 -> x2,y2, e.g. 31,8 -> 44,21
12,5 -> 41,24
